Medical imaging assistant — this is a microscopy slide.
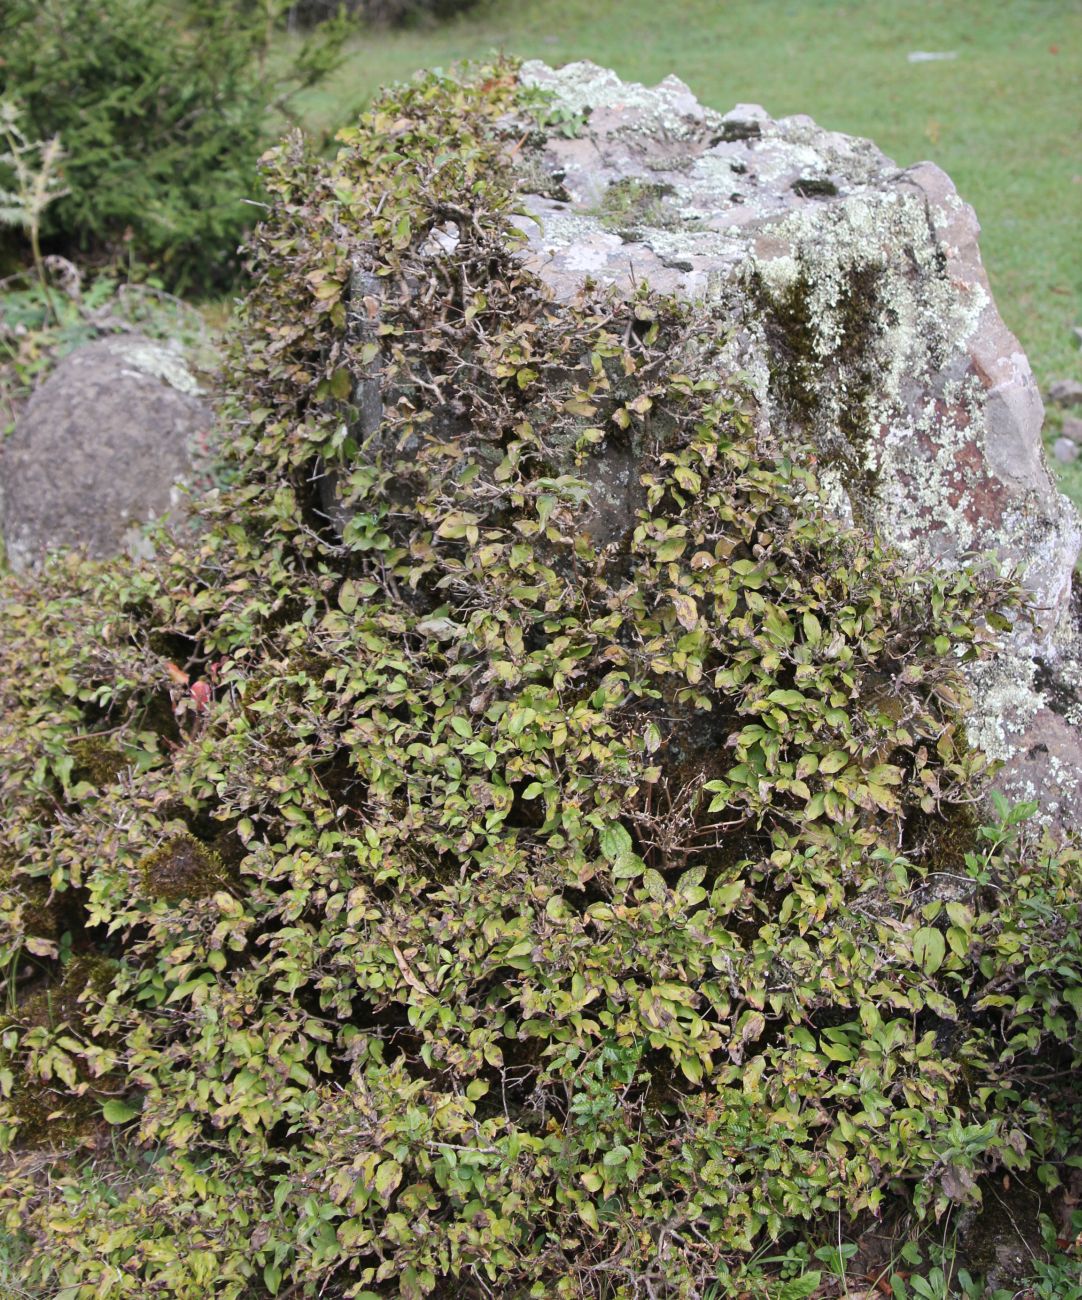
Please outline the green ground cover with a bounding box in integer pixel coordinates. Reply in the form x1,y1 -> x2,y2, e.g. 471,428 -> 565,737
1,66 -> 1079,1294
294,0 -> 1082,502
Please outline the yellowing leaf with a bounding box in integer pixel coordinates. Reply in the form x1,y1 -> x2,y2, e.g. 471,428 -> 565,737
374,1159 -> 403,1200
656,537 -> 686,562
671,592 -> 698,631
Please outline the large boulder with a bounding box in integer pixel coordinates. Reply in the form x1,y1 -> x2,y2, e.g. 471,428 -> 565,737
331,58 -> 1082,828
0,334 -> 209,572
512,62 -> 1079,633
498,60 -> 1081,830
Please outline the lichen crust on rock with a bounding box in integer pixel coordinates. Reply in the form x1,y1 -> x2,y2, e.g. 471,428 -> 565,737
512,59 -> 1082,829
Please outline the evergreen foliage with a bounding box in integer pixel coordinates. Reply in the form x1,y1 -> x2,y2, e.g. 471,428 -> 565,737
0,0 -> 349,290
0,60 -> 1079,1298
287,0 -> 477,23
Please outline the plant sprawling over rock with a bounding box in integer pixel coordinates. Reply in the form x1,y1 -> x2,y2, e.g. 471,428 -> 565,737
0,62 -> 1079,1299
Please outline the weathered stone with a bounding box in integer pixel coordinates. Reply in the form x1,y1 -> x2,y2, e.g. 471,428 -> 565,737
1062,414 -> 1082,444
504,61 -> 1082,831
1048,377 -> 1082,406
514,62 -> 1079,636
1053,436 -> 1079,463
983,588 -> 1082,831
0,334 -> 209,572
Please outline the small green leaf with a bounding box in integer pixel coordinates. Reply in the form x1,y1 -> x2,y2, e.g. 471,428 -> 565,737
803,611 -> 822,645
913,926 -> 946,975
805,791 -> 826,820
641,868 -> 667,902
711,879 -> 744,910
599,823 -> 633,861
102,1100 -> 139,1125
603,1144 -> 630,1167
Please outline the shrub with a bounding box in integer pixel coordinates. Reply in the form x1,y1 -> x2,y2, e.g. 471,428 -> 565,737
0,100 -> 68,297
0,60 -> 1079,1299
0,0 -> 349,291
285,0 -> 478,26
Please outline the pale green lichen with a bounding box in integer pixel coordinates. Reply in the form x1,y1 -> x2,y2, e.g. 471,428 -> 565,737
518,59 -> 721,142
964,653 -> 1043,762
118,339 -> 203,397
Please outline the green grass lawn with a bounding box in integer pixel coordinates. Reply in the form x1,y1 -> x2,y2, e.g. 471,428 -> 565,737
294,0 -> 1082,502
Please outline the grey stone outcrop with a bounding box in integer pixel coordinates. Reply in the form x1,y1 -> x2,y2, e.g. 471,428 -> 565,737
500,61 -> 1081,831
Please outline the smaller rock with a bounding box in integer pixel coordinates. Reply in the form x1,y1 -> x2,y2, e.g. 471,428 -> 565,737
1048,378 -> 1082,406
0,334 -> 209,572
1052,436 -> 1079,463
1062,414 -> 1082,444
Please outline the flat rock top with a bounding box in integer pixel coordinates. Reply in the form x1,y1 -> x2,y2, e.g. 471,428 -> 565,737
515,59 -> 912,300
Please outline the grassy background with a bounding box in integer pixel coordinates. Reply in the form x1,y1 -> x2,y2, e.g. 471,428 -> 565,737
294,0 -> 1082,502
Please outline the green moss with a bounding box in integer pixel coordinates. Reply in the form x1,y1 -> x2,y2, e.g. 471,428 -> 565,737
753,261 -> 884,518
137,833 -> 228,903
792,176 -> 840,198
0,858 -> 57,943
69,734 -> 129,788
10,954 -> 117,1033
2,1071 -> 99,1151
592,176 -> 677,239
907,801 -> 981,878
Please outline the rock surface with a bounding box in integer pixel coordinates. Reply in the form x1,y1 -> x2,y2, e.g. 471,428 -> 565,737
0,334 -> 208,572
1062,414 -> 1082,444
505,61 -> 1082,830
1049,378 -> 1082,407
